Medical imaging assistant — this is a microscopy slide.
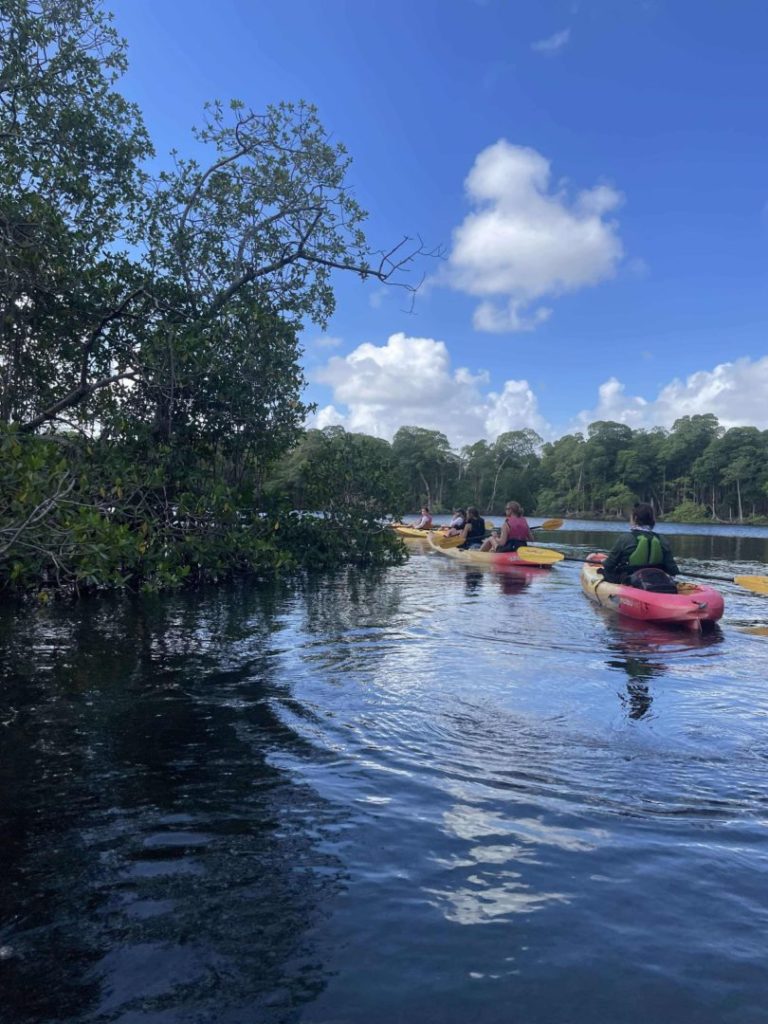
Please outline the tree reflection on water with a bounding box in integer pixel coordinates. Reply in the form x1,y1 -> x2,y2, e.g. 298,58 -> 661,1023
0,582 -> 351,1023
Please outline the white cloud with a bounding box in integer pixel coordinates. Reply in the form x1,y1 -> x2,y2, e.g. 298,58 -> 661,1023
575,356 -> 768,431
314,404 -> 346,429
309,331 -> 549,447
473,301 -> 552,333
531,28 -> 571,54
444,141 -> 624,332
311,337 -> 768,448
312,335 -> 343,349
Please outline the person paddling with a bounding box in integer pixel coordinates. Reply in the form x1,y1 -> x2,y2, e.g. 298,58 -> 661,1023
481,501 -> 534,553
598,503 -> 679,584
446,508 -> 466,536
409,506 -> 433,530
459,506 -> 486,549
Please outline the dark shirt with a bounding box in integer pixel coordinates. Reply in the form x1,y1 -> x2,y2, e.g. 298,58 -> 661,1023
600,528 -> 679,583
462,516 -> 486,547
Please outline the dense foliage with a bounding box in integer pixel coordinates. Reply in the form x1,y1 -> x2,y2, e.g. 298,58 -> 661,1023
0,0 -> 419,594
325,414 -> 768,523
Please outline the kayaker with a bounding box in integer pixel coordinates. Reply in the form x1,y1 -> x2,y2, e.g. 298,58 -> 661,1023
409,506 -> 433,530
459,506 -> 486,548
446,508 -> 466,536
598,503 -> 679,584
481,501 -> 534,552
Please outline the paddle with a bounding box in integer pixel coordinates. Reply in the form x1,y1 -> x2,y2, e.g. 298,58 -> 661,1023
533,518 -> 564,532
514,546 -> 565,565
680,571 -> 768,595
560,551 -> 768,596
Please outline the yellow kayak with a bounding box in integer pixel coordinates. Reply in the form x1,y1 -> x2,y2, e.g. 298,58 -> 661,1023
392,524 -> 438,539
427,534 -> 564,567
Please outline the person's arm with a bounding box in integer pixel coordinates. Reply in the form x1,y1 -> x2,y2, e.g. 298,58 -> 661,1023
661,538 -> 679,576
498,520 -> 509,545
523,518 -> 534,542
600,535 -> 629,576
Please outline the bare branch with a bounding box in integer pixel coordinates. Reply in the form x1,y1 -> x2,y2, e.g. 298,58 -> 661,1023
0,473 -> 75,559
19,372 -> 139,433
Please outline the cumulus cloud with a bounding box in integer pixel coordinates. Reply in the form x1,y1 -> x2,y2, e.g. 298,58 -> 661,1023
574,356 -> 768,431
310,332 -> 549,447
311,337 -> 768,447
444,141 -> 624,332
531,28 -> 571,54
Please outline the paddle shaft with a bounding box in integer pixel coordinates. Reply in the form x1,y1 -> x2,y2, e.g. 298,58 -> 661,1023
557,551 -> 762,589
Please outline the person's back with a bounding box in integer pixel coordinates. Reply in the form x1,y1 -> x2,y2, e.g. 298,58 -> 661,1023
461,507 -> 485,548
600,503 -> 678,584
504,510 -> 532,545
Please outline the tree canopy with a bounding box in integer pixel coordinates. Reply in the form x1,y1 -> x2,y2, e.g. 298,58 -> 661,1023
337,415 -> 768,523
0,0 -> 427,592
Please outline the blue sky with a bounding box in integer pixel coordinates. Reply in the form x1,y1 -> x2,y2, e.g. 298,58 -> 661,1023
108,0 -> 768,445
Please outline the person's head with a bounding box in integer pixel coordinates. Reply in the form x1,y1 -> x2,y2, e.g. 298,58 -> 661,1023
505,501 -> 524,517
467,506 -> 479,520
455,508 -> 466,518
421,506 -> 430,515
631,502 -> 655,528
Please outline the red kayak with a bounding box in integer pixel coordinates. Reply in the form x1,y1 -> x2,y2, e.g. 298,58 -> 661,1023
581,554 -> 724,629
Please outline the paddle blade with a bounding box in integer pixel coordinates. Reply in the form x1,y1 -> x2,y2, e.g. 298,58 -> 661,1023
516,545 -> 564,565
537,518 -> 564,531
734,575 -> 768,595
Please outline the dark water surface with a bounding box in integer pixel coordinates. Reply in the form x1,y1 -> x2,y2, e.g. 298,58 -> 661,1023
2,523 -> 768,1023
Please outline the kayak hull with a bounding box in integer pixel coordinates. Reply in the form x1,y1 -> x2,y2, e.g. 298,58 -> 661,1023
428,535 -> 561,568
580,560 -> 724,626
393,525 -> 435,539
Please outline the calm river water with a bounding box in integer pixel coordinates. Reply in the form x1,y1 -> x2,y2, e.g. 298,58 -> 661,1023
2,522 -> 768,1023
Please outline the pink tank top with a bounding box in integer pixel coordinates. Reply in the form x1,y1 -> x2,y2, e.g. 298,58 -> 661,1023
505,515 -> 530,541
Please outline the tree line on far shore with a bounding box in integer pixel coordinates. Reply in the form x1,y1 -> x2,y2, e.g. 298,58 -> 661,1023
271,414 -> 768,524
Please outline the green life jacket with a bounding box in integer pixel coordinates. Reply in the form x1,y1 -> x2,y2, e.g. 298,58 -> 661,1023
628,530 -> 664,567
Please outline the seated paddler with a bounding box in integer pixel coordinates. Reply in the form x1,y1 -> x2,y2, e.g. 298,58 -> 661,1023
459,506 -> 486,549
599,503 -> 679,585
480,501 -> 534,553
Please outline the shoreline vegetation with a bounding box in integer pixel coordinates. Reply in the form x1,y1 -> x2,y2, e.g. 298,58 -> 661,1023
3,2 -> 767,599
1,1 -> 420,597
5,413 -> 768,600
